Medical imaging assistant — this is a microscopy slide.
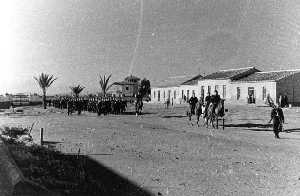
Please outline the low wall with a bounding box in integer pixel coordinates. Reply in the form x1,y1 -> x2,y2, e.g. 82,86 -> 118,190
0,101 -> 43,109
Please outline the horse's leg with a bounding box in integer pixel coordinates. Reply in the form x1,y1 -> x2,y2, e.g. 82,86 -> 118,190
188,113 -> 193,126
205,117 -> 209,128
210,115 -> 215,128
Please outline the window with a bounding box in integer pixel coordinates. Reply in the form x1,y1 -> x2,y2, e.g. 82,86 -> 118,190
201,86 -> 204,98
262,86 -> 266,100
174,90 -> 176,99
208,86 -> 211,94
182,90 -> 184,98
163,91 -> 165,99
126,86 -> 129,90
168,90 -> 171,99
187,90 -> 190,100
158,91 -> 160,101
153,91 -> 156,99
237,87 -> 240,100
222,85 -> 226,98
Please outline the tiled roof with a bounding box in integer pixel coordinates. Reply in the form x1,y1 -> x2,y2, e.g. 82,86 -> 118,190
154,75 -> 194,88
112,81 -> 136,85
124,75 -> 140,81
181,74 -> 203,85
235,70 -> 300,82
201,67 -> 259,80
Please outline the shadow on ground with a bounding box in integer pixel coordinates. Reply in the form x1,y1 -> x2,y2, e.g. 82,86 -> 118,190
225,123 -> 272,129
241,128 -> 300,134
8,142 -> 154,196
161,115 -> 187,118
72,155 -> 154,196
121,111 -> 155,115
284,128 -> 300,133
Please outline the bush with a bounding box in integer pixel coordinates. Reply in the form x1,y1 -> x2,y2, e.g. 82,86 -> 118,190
1,126 -> 33,146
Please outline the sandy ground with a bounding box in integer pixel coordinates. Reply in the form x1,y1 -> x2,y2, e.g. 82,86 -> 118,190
0,104 -> 300,196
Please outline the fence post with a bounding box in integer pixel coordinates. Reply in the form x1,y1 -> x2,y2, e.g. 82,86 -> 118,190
222,118 -> 225,130
40,128 -> 44,146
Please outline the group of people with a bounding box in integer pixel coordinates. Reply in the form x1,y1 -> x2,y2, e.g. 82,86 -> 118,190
188,90 -> 222,118
49,97 -> 128,116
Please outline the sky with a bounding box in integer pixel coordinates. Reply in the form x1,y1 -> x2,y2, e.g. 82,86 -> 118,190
1,0 -> 300,95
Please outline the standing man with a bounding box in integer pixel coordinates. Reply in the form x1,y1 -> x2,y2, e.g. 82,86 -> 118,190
188,93 -> 198,115
269,104 -> 285,139
211,90 -> 221,114
204,92 -> 211,118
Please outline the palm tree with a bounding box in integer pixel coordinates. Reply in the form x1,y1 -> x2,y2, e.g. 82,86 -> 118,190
70,85 -> 85,97
34,73 -> 57,109
99,74 -> 112,96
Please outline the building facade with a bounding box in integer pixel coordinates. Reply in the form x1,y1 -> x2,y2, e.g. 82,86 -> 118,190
151,74 -> 203,104
151,67 -> 300,106
110,75 -> 141,98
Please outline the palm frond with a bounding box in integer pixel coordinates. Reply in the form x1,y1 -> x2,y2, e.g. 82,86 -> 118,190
99,74 -> 112,95
70,85 -> 85,97
34,73 -> 57,90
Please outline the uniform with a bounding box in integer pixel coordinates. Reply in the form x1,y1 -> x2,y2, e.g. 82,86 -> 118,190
270,107 -> 284,138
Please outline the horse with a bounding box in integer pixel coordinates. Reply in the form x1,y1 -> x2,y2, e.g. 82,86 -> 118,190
135,99 -> 143,116
186,101 -> 204,126
204,99 -> 225,128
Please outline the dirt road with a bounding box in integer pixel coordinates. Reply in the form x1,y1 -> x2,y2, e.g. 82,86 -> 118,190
0,104 -> 299,195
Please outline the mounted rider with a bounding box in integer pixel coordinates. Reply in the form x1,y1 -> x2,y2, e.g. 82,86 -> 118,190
204,92 -> 211,118
211,90 -> 221,115
188,92 -> 198,115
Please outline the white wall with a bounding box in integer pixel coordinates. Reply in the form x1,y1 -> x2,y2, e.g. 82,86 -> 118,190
151,84 -> 199,104
197,79 -> 230,99
197,79 -> 276,105
151,86 -> 181,104
229,81 -> 276,105
152,79 -> 278,106
178,85 -> 199,101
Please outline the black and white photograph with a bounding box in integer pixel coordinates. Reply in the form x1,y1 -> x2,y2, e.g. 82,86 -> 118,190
0,0 -> 300,195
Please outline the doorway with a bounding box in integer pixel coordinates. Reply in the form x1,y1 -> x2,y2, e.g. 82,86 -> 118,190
248,87 -> 255,104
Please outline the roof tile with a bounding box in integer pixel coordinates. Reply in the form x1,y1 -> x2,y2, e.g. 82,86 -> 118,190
235,70 -> 300,82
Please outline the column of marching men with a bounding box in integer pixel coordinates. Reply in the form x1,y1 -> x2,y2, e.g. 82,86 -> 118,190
49,97 -> 128,116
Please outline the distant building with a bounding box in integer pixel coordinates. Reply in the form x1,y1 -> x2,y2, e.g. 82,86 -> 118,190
197,67 -> 259,103
11,93 -> 30,106
151,67 -> 300,106
229,70 -> 300,105
110,75 -> 141,97
0,93 -> 43,108
150,74 -> 203,104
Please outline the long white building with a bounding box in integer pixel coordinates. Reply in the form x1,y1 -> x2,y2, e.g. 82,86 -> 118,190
151,67 -> 300,106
